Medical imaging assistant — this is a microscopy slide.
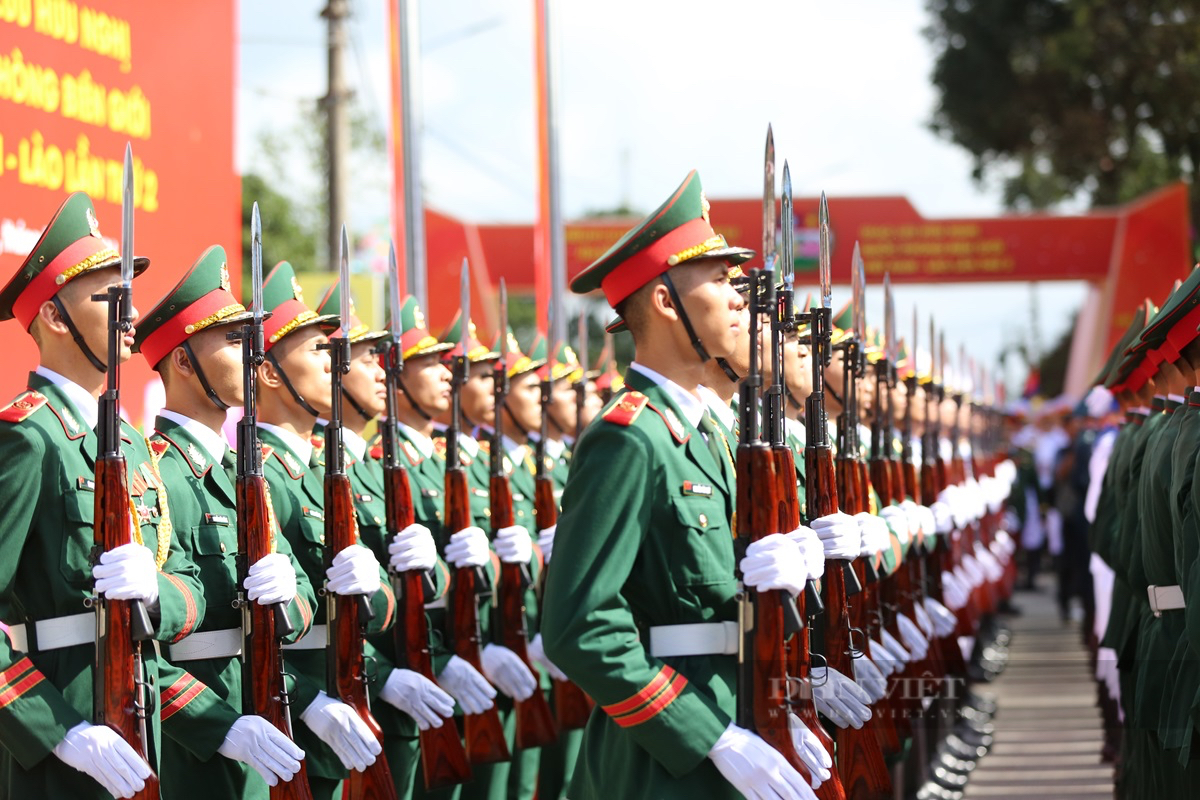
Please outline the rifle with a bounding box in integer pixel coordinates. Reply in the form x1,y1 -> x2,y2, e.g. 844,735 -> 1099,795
91,143 -> 159,800
805,194 -> 891,800
445,267 -> 511,765
734,131 -> 815,788
493,281 -> 557,750
771,163 -> 839,795
381,248 -> 471,790
835,248 -> 901,759
324,225 -> 398,800
536,313 -> 591,732
231,204 -> 313,800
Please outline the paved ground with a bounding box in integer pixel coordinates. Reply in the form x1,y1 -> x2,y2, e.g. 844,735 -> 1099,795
962,582 -> 1114,799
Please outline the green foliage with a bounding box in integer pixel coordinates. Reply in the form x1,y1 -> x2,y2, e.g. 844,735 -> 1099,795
241,172 -> 318,279
925,0 -> 1200,231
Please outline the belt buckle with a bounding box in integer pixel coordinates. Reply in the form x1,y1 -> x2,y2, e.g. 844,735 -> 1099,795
1149,585 -> 1163,618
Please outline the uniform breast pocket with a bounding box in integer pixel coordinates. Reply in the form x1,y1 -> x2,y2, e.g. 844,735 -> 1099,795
192,523 -> 234,559
59,488 -> 96,587
666,497 -> 734,587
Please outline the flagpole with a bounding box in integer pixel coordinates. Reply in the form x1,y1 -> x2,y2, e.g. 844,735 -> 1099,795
534,0 -> 566,343
388,0 -> 427,309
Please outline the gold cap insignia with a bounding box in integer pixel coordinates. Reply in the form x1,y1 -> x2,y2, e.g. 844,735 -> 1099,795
220,263 -> 231,292
413,307 -> 427,331
291,276 -> 304,303
86,208 -> 102,238
700,191 -> 711,225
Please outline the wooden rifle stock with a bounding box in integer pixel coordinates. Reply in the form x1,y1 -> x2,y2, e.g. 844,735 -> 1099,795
325,474 -> 397,800
532,474 -> 592,731
384,463 -> 471,790
737,445 -> 828,792
773,447 -> 843,799
444,469 -> 510,764
93,455 -> 160,800
237,473 -> 314,800
807,446 -> 891,800
490,473 -> 557,750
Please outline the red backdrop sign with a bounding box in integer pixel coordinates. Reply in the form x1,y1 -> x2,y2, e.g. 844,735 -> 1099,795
0,1 -> 238,426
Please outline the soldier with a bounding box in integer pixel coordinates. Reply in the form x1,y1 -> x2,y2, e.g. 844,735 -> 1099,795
253,260 -> 391,800
0,192 -> 207,798
133,244 -> 319,796
312,282 -> 458,798
541,170 -> 828,800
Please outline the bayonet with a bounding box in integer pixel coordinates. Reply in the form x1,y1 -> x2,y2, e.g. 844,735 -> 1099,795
818,192 -> 831,310
781,162 -> 794,295
763,125 -> 776,275
121,144 -> 134,291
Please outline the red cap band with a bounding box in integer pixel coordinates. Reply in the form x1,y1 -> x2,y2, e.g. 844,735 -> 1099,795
13,237 -> 115,329
140,288 -> 241,367
599,217 -> 715,307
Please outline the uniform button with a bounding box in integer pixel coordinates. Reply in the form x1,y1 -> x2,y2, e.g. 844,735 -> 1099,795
698,513 -> 708,528
373,516 -> 381,524
219,542 -> 226,553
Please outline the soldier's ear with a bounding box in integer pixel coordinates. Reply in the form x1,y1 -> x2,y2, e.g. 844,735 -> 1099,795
258,356 -> 283,389
169,347 -> 195,380
649,281 -> 677,324
33,300 -> 69,338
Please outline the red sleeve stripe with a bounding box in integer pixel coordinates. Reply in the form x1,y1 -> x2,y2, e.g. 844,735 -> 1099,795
161,681 -> 206,720
0,666 -> 44,709
161,572 -> 199,643
160,674 -> 198,707
436,561 -> 451,600
601,665 -> 675,718
0,658 -> 35,686
295,595 -> 313,634
611,671 -> 688,728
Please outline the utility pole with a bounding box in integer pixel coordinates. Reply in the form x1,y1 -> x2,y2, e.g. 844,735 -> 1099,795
322,0 -> 352,272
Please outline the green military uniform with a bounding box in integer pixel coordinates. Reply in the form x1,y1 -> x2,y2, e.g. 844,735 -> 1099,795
257,261 -> 396,799
543,170 -> 757,800
132,243 -> 320,799
0,193 -> 214,797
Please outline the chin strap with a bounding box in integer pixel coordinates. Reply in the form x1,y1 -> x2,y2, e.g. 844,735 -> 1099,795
181,340 -> 229,411
343,387 -> 375,423
503,402 -> 531,440
716,358 -> 741,383
397,377 -> 433,421
265,350 -> 321,418
786,387 -> 803,411
826,379 -> 844,408
660,272 -> 712,364
52,296 -> 106,373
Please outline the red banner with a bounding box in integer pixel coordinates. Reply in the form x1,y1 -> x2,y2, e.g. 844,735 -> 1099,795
0,2 -> 239,426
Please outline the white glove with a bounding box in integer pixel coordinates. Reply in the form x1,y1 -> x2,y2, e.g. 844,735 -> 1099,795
879,627 -> 912,663
325,544 -> 382,596
808,512 -> 860,560
878,506 -> 909,546
493,524 -> 533,565
896,614 -> 929,661
537,525 -> 556,564
244,553 -> 297,606
811,666 -> 872,729
436,655 -> 497,714
930,501 -> 954,534
916,505 -> 936,540
788,713 -> 832,788
708,723 -> 817,800
1000,510 -> 1020,536
528,633 -> 568,682
741,533 -> 806,597
444,526 -> 491,569
898,500 -> 923,541
869,638 -> 899,676
380,669 -> 455,730
852,654 -> 887,704
913,601 -> 935,638
942,570 -> 969,611
53,721 -> 153,799
853,513 -> 891,557
962,554 -> 985,588
93,543 -> 159,605
786,526 -> 826,580
481,643 -> 537,701
299,691 -> 381,772
388,523 -> 438,573
217,714 -> 305,787
923,597 -> 958,638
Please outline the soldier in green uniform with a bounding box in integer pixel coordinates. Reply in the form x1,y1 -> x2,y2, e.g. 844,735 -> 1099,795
312,282 -> 459,799
132,244 -> 325,797
253,261 -> 392,800
542,170 -> 829,800
0,192 -> 209,798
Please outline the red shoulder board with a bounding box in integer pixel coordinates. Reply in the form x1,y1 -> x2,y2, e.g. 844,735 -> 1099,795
368,444 -> 383,460
433,438 -> 448,457
310,434 -> 325,451
260,444 -> 275,461
0,391 -> 46,423
148,440 -> 171,459
644,402 -> 690,445
601,391 -> 648,427
478,439 -> 491,454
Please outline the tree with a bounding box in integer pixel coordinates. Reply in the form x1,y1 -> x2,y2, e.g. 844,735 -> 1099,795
241,172 -> 319,279
925,0 -> 1200,234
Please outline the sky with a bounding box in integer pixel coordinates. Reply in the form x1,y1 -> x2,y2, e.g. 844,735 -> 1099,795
237,0 -> 1090,399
